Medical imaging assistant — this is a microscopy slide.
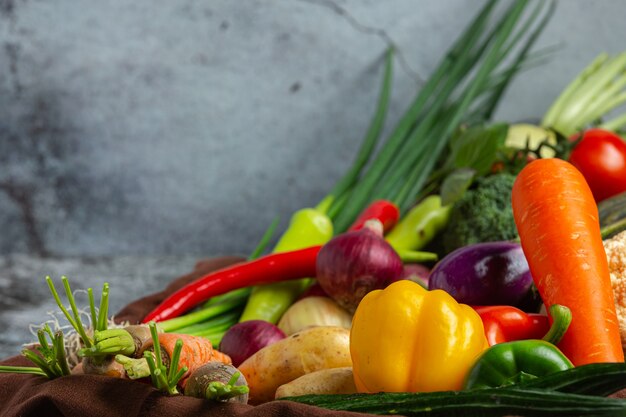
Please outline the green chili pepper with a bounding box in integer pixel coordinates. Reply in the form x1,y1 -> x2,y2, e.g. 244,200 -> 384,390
385,195 -> 451,251
271,208 -> 334,253
464,304 -> 574,390
238,207 -> 333,323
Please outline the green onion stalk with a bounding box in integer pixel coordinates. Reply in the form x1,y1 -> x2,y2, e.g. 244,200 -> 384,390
234,0 -> 557,326
160,0 -> 557,329
542,52 -> 626,137
385,0 -> 554,210
331,0 -> 556,228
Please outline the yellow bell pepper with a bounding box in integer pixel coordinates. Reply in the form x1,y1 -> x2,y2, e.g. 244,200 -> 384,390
350,280 -> 488,393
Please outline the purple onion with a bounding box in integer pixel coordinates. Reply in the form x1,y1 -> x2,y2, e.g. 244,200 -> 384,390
398,263 -> 431,288
316,223 -> 404,313
219,320 -> 286,367
297,282 -> 329,300
428,241 -> 533,306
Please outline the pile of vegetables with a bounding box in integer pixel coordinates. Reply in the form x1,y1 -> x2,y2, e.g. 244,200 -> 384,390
5,0 -> 626,415
1,276 -> 250,402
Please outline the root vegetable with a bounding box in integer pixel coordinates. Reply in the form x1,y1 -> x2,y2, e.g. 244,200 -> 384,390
274,367 -> 356,399
185,362 -> 249,403
238,326 -> 352,404
512,158 -> 624,365
81,356 -> 127,378
139,332 -> 231,387
116,330 -> 232,387
124,325 -> 153,356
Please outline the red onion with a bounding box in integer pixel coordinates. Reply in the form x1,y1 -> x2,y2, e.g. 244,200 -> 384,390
398,263 -> 430,288
316,220 -> 404,312
219,320 -> 286,367
297,282 -> 329,300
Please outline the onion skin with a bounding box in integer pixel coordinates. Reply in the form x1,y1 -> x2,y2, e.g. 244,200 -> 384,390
428,242 -> 533,306
398,263 -> 430,287
219,320 -> 286,367
316,226 -> 404,313
297,282 -> 329,300
277,296 -> 353,335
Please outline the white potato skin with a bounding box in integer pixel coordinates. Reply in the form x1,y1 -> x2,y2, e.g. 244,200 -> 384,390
238,326 -> 352,404
274,367 -> 357,399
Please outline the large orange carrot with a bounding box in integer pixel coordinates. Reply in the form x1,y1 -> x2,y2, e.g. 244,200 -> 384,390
512,158 -> 623,365
143,333 -> 232,387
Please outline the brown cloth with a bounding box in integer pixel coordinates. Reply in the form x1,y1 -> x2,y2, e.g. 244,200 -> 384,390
0,257 -> 382,417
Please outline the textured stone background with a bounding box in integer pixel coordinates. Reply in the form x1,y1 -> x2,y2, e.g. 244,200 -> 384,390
1,0 -> 625,258
1,0 -> 626,357
0,255 -> 198,357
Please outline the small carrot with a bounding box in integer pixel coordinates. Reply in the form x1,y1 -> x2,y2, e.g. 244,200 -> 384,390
114,324 -> 233,393
512,158 -> 624,365
144,333 -> 232,387
81,356 -> 128,378
206,348 -> 232,366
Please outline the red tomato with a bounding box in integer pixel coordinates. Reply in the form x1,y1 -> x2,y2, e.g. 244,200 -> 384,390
568,129 -> 626,202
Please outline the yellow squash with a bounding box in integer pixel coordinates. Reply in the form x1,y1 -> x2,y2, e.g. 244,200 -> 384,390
350,280 -> 487,393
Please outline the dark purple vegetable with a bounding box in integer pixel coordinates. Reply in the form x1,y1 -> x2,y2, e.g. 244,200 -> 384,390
428,241 -> 533,306
397,263 -> 430,288
219,320 -> 286,367
316,220 -> 404,313
297,282 -> 329,300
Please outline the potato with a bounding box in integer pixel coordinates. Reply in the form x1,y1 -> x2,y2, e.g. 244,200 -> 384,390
238,326 -> 352,404
274,367 -> 357,399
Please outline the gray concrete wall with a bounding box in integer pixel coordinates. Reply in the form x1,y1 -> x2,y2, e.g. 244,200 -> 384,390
1,0 -> 625,258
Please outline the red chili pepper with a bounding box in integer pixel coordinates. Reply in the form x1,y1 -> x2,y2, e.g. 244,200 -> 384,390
473,305 -> 550,346
348,199 -> 400,233
142,246 -> 321,323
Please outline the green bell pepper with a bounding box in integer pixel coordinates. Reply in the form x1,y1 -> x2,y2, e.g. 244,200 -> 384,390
464,304 -> 574,390
463,339 -> 574,389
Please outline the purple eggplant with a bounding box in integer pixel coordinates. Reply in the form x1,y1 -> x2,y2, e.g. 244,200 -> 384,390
428,242 -> 533,306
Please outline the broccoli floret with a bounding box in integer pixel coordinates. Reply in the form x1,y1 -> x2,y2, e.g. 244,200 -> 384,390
442,173 -> 518,253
